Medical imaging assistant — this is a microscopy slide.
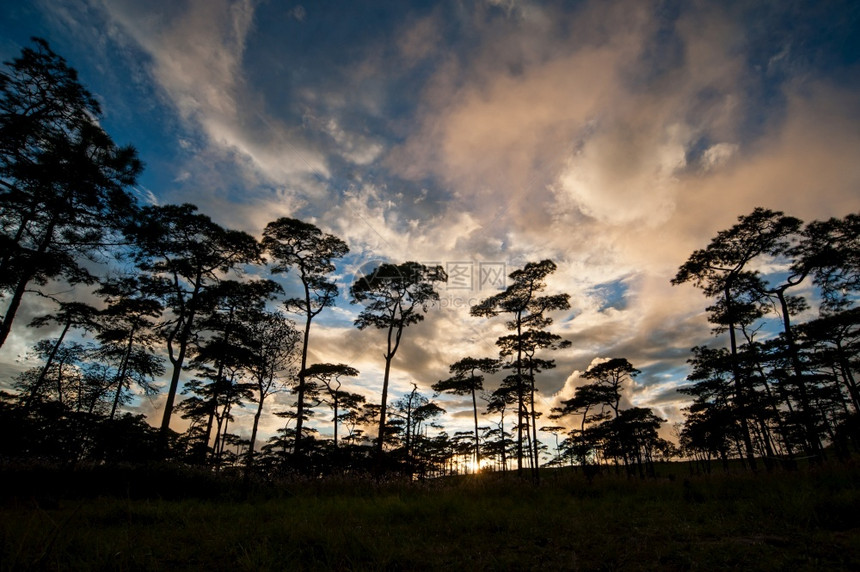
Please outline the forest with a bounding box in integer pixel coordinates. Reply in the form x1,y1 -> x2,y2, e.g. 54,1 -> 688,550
1,38 -> 859,489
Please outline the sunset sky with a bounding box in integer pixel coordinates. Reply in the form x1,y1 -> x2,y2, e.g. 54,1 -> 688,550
1,0 -> 858,445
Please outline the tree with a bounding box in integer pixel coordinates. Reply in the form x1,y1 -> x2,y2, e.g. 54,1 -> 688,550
432,357 -> 499,471
539,424 -> 566,466
797,213 -> 860,311
581,358 -> 640,418
0,38 -> 142,349
23,301 -> 99,409
243,310 -> 300,473
93,276 -> 163,420
126,203 -> 261,441
189,279 -> 281,461
350,261 -> 446,466
262,218 -> 349,459
798,309 -> 860,414
483,385 -> 517,472
604,407 -> 665,477
672,208 -> 803,469
391,384 -> 445,476
14,339 -> 93,409
471,259 -> 570,479
551,383 -> 614,468
304,363 -> 361,448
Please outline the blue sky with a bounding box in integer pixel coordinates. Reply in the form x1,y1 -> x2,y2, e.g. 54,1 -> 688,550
2,0 -> 859,442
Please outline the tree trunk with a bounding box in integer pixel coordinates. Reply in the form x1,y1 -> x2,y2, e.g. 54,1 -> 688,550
160,335 -> 188,439
836,340 -> 860,413
775,289 -> 822,460
0,216 -> 58,350
25,319 -> 72,409
376,353 -> 393,463
376,318 -> 404,472
471,387 -> 480,470
515,311 -> 524,477
247,398 -> 264,473
110,327 -> 136,420
160,292 -> 200,446
333,395 -> 339,448
529,367 -> 540,484
725,281 -> 758,471
293,290 -> 314,459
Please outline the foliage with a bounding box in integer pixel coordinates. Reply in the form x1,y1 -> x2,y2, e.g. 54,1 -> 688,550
0,38 -> 142,349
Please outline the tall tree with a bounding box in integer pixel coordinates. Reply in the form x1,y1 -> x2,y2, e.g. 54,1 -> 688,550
14,339 -> 92,409
243,310 -> 300,473
391,384 -> 445,476
672,208 -> 802,469
262,218 -> 349,459
350,261 -> 446,466
471,259 -> 570,479
551,383 -> 615,468
0,39 -> 141,349
127,203 -> 261,441
484,385 -> 516,472
433,357 -> 500,471
190,279 -> 281,461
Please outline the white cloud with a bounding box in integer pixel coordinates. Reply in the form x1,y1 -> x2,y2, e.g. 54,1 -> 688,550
701,142 -> 739,171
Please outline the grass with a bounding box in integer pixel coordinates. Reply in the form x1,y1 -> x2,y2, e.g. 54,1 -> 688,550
1,463 -> 859,570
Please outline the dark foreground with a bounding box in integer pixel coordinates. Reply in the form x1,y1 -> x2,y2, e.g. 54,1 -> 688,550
1,463 -> 859,571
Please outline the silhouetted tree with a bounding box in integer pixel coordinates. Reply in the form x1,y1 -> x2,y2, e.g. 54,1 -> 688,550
243,310 -> 300,473
14,339 -> 92,409
304,363 -> 360,448
484,384 -> 516,472
552,383 -> 614,468
23,301 -> 99,409
604,407 -> 665,477
262,218 -> 349,460
93,276 -> 163,420
471,260 -> 570,480
0,39 -> 141,349
126,203 -> 261,442
189,279 -> 281,461
673,208 -> 805,469
582,358 -> 640,418
797,213 -> 860,311
433,357 -> 499,471
350,261 -> 446,467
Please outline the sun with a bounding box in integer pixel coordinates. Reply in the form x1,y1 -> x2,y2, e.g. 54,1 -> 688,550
461,459 -> 488,474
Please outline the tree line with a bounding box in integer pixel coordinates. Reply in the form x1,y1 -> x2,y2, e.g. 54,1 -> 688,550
0,39 -> 580,479
1,39 -> 857,481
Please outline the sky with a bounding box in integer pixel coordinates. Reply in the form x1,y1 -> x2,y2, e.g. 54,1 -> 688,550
1,0 -> 859,448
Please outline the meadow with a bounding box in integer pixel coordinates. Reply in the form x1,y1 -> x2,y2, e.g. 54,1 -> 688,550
1,463 -> 859,571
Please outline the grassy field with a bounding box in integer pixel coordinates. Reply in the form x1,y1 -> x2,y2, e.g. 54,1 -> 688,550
1,463 -> 859,571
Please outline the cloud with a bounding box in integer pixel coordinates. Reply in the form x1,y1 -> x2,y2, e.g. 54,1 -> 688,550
701,142 -> 738,171
99,0 -> 330,214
